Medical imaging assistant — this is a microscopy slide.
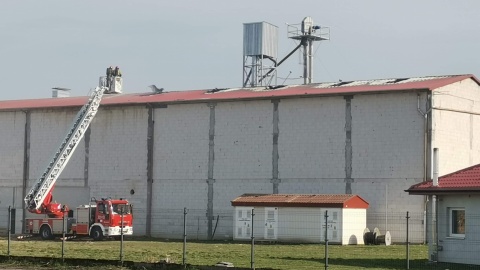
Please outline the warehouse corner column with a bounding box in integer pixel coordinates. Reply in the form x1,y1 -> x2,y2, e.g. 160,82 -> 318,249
271,100 -> 280,194
207,103 -> 216,239
21,110 -> 31,232
344,96 -> 353,194
146,105 -> 155,236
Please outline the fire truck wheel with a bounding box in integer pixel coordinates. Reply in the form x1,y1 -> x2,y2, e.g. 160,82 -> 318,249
90,226 -> 104,241
40,225 -> 54,240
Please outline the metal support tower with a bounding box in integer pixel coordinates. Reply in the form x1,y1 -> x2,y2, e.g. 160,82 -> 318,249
288,17 -> 329,84
243,54 -> 277,87
243,22 -> 278,88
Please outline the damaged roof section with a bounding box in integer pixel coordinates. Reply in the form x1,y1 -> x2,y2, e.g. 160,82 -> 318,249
0,74 -> 478,111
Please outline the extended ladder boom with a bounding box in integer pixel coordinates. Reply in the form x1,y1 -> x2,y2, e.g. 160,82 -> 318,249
24,87 -> 107,213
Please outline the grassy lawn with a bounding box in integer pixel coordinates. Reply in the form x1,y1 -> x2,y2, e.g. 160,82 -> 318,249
0,237 -> 434,269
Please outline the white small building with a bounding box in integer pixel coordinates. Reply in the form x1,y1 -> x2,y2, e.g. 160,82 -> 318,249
231,194 -> 369,245
407,164 -> 480,266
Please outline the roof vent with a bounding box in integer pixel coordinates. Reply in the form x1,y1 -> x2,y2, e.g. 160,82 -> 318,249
52,87 -> 71,98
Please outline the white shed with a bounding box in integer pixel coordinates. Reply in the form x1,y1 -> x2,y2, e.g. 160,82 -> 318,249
231,194 -> 369,245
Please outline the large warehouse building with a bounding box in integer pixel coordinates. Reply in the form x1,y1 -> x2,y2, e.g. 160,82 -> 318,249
1,74 -> 479,243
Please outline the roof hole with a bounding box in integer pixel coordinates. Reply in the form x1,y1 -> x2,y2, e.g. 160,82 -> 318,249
331,81 -> 353,87
387,78 -> 409,84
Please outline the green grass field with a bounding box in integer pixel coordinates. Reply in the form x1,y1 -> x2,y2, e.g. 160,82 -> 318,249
0,237 -> 446,269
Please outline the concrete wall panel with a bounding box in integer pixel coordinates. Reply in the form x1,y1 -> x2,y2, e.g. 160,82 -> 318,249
279,178 -> 345,194
89,106 -> 149,235
278,97 -> 345,179
0,112 -> 25,186
433,79 -> 480,175
29,109 -> 85,187
151,179 -> 207,238
153,104 -> 210,180
0,187 -> 23,234
351,92 -> 425,179
214,100 -> 273,180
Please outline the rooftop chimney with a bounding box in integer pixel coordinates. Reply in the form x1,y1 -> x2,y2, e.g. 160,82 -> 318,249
52,87 -> 71,98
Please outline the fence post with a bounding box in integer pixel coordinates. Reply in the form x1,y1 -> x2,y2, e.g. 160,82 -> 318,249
250,208 -> 255,270
324,210 -> 329,270
406,211 -> 410,269
7,206 -> 11,257
62,208 -> 66,262
183,207 -> 188,267
120,209 -> 124,266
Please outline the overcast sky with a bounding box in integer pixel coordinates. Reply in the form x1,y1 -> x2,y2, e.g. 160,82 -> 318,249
1,0 -> 479,100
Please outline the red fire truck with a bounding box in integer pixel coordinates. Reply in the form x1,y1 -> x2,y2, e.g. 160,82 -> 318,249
23,84 -> 133,240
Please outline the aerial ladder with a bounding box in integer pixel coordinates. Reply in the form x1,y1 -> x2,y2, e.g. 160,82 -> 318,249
22,76 -> 132,241
24,86 -> 107,218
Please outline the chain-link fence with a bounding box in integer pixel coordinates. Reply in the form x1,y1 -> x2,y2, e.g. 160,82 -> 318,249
2,207 -> 480,269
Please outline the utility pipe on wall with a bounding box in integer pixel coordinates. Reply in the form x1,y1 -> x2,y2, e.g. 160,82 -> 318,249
433,148 -> 439,186
430,148 -> 439,261
417,93 -> 431,245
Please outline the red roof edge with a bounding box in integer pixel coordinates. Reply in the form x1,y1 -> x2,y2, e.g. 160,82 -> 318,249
231,202 -> 346,208
406,163 -> 480,194
345,195 -> 370,208
231,194 -> 369,209
428,74 -> 480,90
466,74 -> 480,86
436,163 -> 480,180
1,74 -> 478,112
406,186 -> 480,195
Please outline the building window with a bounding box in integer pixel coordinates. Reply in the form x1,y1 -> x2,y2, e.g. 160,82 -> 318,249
449,208 -> 465,237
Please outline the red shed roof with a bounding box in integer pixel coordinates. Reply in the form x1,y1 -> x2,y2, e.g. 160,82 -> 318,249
0,74 -> 478,111
406,163 -> 480,194
231,194 -> 369,209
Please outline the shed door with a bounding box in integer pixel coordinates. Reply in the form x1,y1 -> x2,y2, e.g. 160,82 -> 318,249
235,207 -> 253,239
264,207 -> 278,240
321,209 -> 340,242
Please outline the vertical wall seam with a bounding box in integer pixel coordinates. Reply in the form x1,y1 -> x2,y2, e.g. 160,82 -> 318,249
207,103 -> 216,239
271,100 -> 280,193
22,110 -> 31,232
470,113 -> 473,146
344,96 -> 353,194
146,106 -> 155,236
470,114 -> 474,164
84,127 -> 91,187
428,93 -> 433,179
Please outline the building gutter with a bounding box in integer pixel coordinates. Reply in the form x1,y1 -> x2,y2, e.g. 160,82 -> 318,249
407,189 -> 480,195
